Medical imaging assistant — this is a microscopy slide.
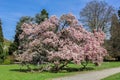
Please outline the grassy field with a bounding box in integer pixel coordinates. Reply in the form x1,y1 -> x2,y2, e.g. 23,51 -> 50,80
102,72 -> 120,80
0,62 -> 120,80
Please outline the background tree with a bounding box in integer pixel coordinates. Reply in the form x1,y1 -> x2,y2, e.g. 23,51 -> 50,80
109,14 -> 120,60
35,9 -> 49,24
0,43 -> 8,64
9,16 -> 33,55
9,9 -> 48,55
0,19 -> 4,43
80,0 -> 114,32
9,9 -> 49,55
118,8 -> 120,21
0,19 -> 7,63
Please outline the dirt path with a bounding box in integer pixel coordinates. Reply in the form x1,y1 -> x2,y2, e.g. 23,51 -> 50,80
52,67 -> 120,80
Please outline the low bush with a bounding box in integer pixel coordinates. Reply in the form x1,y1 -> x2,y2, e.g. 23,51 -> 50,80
2,56 -> 14,65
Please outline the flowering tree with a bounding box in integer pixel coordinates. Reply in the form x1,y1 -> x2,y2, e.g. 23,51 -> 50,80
17,13 -> 107,71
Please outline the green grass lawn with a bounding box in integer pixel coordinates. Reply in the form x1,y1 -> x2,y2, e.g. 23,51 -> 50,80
0,62 -> 120,80
102,72 -> 120,80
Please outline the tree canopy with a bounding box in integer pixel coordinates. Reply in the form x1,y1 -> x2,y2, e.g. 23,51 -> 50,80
109,14 -> 120,60
80,0 -> 114,32
16,14 -> 107,71
0,19 -> 4,43
35,9 -> 49,24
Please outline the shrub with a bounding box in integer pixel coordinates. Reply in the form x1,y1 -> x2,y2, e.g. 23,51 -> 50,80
3,58 -> 11,64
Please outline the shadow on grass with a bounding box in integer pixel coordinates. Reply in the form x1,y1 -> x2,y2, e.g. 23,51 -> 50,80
63,67 -> 94,72
9,67 -> 95,73
9,69 -> 30,72
10,68 -> 49,73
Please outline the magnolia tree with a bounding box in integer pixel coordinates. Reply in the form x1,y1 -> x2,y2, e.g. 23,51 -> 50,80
16,13 -> 107,71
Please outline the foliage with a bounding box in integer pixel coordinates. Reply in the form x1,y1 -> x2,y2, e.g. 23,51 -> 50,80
4,39 -> 12,47
0,19 -> 4,43
0,43 -> 8,64
109,14 -> 120,60
9,9 -> 49,55
3,57 -> 11,64
9,42 -> 18,55
16,13 -> 107,71
35,9 -> 49,24
9,16 -> 33,55
80,0 -> 114,32
2,55 -> 14,64
14,16 -> 33,46
118,8 -> 120,20
0,19 -> 7,63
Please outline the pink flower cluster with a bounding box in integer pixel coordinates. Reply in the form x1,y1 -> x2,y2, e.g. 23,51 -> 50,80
17,13 -> 107,65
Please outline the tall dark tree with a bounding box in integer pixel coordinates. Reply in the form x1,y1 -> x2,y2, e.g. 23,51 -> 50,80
0,19 -> 4,43
9,9 -> 49,55
9,16 -> 33,55
0,19 -> 5,63
110,14 -> 120,60
35,9 -> 49,24
0,43 -> 7,63
80,0 -> 114,32
14,16 -> 33,46
118,8 -> 120,20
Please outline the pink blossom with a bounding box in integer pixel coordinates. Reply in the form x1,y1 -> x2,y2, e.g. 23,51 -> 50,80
17,13 -> 107,66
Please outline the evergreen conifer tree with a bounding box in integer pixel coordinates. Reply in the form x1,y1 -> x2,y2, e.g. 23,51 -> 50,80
110,14 -> 120,60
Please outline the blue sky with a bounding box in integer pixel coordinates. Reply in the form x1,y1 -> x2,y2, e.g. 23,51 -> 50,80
0,0 -> 120,40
